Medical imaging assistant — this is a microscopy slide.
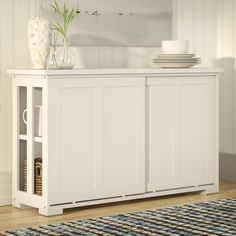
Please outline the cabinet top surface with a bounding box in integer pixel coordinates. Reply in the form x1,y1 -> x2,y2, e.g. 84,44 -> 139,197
8,68 -> 222,77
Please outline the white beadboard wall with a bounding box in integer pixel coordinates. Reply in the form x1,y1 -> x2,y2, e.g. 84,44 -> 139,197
0,0 -> 40,205
174,0 -> 217,67
72,46 -> 161,69
175,0 -> 236,155
216,0 -> 236,155
0,0 -> 235,205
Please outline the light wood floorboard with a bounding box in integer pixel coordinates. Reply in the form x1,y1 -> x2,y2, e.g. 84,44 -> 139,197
0,181 -> 236,232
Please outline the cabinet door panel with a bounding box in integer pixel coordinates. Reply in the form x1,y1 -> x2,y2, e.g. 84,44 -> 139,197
103,86 -> 143,195
148,84 -> 178,190
48,78 -> 145,204
147,77 -> 215,191
179,83 -> 214,185
60,88 -> 97,194
48,80 -> 101,204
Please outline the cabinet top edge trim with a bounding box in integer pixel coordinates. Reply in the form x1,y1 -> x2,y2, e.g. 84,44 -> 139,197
7,68 -> 223,77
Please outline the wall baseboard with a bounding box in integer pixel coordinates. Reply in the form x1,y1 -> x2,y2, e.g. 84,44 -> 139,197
220,152 -> 236,182
0,171 -> 11,206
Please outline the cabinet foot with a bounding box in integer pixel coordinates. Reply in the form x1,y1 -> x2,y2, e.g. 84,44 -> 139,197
39,207 -> 63,216
13,201 -> 31,209
200,185 -> 219,195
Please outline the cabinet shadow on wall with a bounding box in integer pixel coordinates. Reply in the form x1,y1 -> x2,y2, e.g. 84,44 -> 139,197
216,57 -> 236,182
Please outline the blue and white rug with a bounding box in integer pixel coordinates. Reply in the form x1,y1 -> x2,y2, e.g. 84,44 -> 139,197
3,198 -> 236,235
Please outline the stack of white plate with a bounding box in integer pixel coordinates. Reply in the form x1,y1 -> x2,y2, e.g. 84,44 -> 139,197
151,53 -> 201,68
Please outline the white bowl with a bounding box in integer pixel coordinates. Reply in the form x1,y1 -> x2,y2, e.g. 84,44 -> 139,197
162,40 -> 189,54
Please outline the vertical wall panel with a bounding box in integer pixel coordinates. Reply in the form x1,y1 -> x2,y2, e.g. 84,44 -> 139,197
0,0 -> 1,172
205,0 -> 217,67
0,0 -> 14,173
0,0 -> 38,205
14,0 -> 30,69
216,0 -> 224,152
175,0 -> 217,67
216,0 -> 236,154
175,0 -> 236,155
183,0 -> 193,51
222,0 -> 233,153
193,0 -> 206,65
232,0 -> 236,154
0,0 -> 14,205
112,47 -> 126,68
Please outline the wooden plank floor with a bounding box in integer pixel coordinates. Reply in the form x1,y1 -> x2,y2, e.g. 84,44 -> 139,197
0,181 -> 236,232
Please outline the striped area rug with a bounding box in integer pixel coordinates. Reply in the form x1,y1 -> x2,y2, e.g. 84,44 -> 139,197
2,198 -> 236,236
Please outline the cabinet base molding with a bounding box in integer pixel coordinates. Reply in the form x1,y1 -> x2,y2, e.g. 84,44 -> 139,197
13,184 -> 218,216
0,171 -> 11,206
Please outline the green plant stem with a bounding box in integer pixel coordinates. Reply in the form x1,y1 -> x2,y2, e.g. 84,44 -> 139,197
50,1 -> 78,40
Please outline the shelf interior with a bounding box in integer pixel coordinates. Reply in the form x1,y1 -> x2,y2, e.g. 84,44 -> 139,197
34,142 -> 42,196
19,134 -> 43,143
17,86 -> 43,196
19,140 -> 27,192
34,87 -> 42,138
19,87 -> 27,135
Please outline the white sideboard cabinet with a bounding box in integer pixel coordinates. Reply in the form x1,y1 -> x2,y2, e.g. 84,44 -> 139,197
9,68 -> 221,216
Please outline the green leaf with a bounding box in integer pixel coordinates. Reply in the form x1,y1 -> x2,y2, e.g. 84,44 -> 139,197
50,1 -> 62,17
54,1 -> 62,14
50,1 -> 78,40
52,23 -> 66,38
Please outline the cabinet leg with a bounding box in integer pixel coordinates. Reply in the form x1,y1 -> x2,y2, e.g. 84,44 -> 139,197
13,200 -> 31,209
200,185 -> 219,195
200,189 -> 210,195
39,206 -> 63,216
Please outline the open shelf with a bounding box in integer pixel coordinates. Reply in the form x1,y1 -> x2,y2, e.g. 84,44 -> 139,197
19,87 -> 27,135
34,142 -> 42,196
19,140 -> 27,192
34,87 -> 42,138
34,136 -> 43,143
19,134 -> 43,143
19,134 -> 27,141
17,86 -> 43,197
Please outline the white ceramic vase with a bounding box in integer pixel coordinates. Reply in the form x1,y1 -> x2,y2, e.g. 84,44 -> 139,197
28,18 -> 51,69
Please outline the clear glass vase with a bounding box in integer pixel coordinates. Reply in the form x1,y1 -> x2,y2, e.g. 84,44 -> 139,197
48,46 -> 58,69
56,37 -> 75,69
47,31 -> 58,69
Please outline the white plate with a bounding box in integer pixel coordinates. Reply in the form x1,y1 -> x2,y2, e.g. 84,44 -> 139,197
152,58 -> 200,63
150,62 -> 199,68
156,53 -> 195,59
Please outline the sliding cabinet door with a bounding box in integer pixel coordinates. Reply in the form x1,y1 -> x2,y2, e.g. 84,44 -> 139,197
147,76 -> 216,191
47,77 -> 145,205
